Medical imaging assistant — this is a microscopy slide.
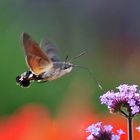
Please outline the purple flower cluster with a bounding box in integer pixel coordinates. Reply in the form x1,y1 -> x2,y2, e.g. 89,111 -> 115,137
86,122 -> 125,140
100,84 -> 140,116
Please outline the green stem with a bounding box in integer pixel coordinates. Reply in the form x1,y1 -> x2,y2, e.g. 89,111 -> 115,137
128,117 -> 133,140
120,110 -> 128,118
120,109 -> 133,140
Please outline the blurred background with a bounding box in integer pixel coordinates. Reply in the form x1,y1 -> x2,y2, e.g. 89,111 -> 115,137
1,0 -> 140,139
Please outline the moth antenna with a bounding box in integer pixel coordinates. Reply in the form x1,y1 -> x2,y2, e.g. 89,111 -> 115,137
64,55 -> 69,68
69,49 -> 87,63
72,64 -> 103,90
65,55 -> 69,63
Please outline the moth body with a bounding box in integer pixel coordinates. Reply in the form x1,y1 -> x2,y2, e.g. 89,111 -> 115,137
41,61 -> 73,80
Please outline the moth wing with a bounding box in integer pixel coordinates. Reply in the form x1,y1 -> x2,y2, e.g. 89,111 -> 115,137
40,38 -> 61,62
22,32 -> 53,75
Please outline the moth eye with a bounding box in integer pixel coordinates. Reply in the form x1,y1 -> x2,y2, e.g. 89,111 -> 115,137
64,64 -> 71,69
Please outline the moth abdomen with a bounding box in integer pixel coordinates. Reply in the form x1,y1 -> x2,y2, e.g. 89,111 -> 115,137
16,75 -> 30,87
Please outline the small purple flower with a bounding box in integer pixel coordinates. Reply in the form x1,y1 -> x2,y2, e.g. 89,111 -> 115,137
131,105 -> 140,114
87,134 -> 94,140
100,84 -> 140,117
136,126 -> 140,132
86,122 -> 125,140
86,124 -> 100,136
111,135 -> 120,140
117,129 -> 125,135
104,125 -> 113,132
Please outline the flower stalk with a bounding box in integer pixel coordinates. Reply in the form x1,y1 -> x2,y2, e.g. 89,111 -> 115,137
128,116 -> 133,140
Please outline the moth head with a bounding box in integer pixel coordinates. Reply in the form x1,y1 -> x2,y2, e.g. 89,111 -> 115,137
62,62 -> 73,73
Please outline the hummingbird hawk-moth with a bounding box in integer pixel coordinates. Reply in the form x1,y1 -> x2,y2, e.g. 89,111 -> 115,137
16,32 -> 102,89
16,32 -> 74,87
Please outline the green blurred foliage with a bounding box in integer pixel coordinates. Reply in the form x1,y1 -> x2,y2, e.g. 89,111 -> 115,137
1,0 -> 140,117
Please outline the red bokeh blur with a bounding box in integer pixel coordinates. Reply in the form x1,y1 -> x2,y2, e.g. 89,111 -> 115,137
0,104 -> 139,140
